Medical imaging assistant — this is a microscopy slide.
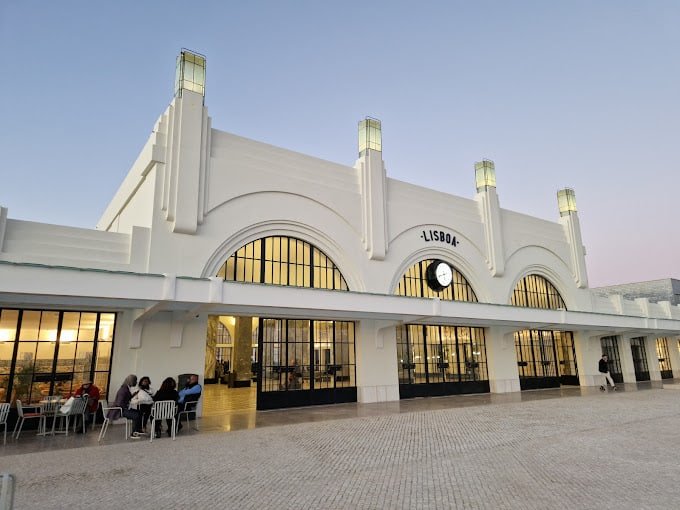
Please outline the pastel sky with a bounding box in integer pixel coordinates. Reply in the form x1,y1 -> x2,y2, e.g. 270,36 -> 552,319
1,1 -> 678,287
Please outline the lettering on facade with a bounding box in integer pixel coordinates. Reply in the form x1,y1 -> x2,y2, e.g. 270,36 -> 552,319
420,229 -> 459,247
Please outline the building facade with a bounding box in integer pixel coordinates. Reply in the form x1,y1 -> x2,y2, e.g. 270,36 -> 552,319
1,50 -> 679,412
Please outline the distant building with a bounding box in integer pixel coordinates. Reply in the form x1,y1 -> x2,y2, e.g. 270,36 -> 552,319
594,279 -> 680,306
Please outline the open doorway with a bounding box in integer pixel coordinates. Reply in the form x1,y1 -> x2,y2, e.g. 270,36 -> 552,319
203,315 -> 258,415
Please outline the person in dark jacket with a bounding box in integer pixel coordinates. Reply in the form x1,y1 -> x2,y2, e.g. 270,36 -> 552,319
153,377 -> 179,437
598,354 -> 617,392
109,374 -> 144,438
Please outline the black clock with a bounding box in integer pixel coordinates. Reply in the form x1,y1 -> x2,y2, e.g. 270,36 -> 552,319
426,260 -> 453,291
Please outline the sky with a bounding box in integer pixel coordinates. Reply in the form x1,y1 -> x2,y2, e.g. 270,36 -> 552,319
0,1 -> 678,287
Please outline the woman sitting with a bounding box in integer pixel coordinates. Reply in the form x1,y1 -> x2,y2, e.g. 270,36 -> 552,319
152,377 -> 179,437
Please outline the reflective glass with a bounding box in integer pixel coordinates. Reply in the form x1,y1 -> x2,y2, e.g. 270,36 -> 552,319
0,309 -> 116,404
395,259 -> 477,302
219,236 -> 348,291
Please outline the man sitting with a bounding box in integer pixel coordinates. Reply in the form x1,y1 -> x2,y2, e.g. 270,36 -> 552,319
74,380 -> 101,433
177,374 -> 202,431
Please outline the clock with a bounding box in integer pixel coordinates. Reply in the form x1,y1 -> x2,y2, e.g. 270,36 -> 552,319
426,260 -> 453,291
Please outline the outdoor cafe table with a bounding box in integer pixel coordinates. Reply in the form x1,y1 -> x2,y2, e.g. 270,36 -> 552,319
37,398 -> 65,436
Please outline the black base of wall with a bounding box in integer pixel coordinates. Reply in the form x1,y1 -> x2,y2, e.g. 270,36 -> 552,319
257,387 -> 357,410
399,381 -> 490,399
519,377 -> 561,390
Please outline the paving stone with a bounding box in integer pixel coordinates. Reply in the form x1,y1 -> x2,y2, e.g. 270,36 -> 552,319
2,389 -> 680,509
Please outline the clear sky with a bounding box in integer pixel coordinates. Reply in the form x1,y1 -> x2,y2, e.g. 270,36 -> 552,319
1,1 -> 678,287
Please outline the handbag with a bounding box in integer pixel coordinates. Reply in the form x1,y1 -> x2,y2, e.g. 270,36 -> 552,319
59,396 -> 76,414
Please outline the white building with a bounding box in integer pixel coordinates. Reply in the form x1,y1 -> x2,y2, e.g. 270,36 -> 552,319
1,50 -> 679,413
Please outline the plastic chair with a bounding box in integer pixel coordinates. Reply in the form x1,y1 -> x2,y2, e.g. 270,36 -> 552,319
150,400 -> 177,442
52,397 -> 88,436
98,399 -> 131,442
12,400 -> 43,439
176,399 -> 200,432
0,403 -> 10,445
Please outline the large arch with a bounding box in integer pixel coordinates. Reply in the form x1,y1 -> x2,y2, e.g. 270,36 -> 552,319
391,253 -> 489,400
215,234 -> 349,291
201,220 -> 364,292
503,245 -> 577,311
509,272 -> 579,390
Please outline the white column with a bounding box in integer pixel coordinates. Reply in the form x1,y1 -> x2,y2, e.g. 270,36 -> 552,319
644,336 -> 662,382
618,335 -> 637,383
355,135 -> 388,261
475,186 -> 505,277
485,327 -> 520,393
573,331 -> 606,386
666,336 -> 680,378
355,319 -> 400,403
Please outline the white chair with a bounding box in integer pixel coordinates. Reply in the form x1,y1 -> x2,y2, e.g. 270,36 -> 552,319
150,400 -> 177,442
176,399 -> 200,432
52,397 -> 88,436
12,400 -> 43,439
37,399 -> 61,436
98,399 -> 130,442
0,403 -> 10,445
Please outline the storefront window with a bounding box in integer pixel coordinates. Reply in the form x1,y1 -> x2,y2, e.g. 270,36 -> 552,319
656,338 -> 673,379
0,309 -> 116,405
511,274 -> 578,387
218,236 -> 348,291
260,319 -> 355,393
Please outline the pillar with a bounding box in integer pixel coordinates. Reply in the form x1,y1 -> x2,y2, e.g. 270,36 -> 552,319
644,336 -> 662,381
233,316 -> 253,386
666,336 -> 680,378
485,327 -> 520,393
573,330 -> 606,386
618,335 -> 637,383
355,320 -> 399,403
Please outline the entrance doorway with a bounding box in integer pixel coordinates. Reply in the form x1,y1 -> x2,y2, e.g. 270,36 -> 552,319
630,337 -> 650,381
204,315 -> 357,411
514,330 -> 579,390
600,336 -> 623,383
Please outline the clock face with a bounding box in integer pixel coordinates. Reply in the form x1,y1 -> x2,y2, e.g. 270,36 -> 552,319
435,262 -> 453,287
426,260 -> 453,291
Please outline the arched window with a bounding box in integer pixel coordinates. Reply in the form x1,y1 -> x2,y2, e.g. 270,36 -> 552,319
217,236 -> 348,291
395,259 -> 477,302
511,274 -> 566,310
510,274 -> 578,388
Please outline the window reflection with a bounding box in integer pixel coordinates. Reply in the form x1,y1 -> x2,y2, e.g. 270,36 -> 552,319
219,236 -> 349,291
260,319 -> 356,393
397,324 -> 488,385
656,338 -> 673,379
395,259 -> 477,302
511,275 -> 578,384
0,309 -> 116,405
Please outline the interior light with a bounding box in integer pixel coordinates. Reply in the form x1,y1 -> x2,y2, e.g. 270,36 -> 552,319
60,330 -> 76,343
0,329 -> 13,343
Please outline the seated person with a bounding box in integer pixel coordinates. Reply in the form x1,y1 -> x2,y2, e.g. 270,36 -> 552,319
74,379 -> 100,432
108,374 -> 144,439
177,374 -> 202,431
130,376 -> 154,433
153,377 -> 179,437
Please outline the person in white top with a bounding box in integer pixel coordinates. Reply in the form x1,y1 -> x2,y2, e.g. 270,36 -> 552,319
130,376 -> 155,432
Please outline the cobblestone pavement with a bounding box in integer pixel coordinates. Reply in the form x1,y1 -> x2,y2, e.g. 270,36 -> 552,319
3,388 -> 680,509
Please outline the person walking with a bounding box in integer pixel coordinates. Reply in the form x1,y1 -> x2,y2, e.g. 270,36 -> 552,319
599,354 -> 617,392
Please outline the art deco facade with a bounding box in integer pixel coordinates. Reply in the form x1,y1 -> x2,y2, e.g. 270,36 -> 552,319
1,50 -> 679,412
